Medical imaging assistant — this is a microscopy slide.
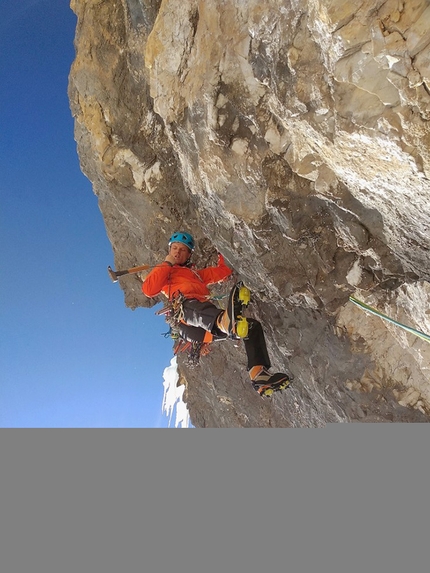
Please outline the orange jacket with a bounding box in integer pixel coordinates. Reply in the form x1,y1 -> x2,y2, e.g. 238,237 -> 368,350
142,254 -> 233,301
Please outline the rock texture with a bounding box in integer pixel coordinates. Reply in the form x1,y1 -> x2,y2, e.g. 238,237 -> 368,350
69,0 -> 430,426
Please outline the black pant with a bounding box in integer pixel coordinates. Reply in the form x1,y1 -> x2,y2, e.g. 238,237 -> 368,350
179,299 -> 271,370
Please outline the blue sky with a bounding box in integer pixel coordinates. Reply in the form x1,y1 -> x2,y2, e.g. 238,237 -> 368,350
0,1 -> 176,427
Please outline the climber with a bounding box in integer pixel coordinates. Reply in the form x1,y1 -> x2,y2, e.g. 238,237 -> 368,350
142,231 -> 291,397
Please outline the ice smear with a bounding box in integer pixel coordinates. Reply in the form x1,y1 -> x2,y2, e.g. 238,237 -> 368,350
162,357 -> 191,428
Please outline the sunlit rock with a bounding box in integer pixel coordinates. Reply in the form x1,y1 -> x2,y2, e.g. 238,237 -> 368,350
69,0 -> 430,426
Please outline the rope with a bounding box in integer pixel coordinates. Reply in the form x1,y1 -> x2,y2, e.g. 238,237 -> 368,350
349,296 -> 430,344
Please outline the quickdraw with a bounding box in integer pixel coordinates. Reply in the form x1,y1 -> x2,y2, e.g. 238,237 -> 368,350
156,293 -> 186,338
173,339 -> 212,367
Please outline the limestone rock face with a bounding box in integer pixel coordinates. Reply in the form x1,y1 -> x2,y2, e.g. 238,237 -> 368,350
69,0 -> 430,426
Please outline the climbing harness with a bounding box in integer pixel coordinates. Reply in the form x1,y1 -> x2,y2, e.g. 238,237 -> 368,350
156,293 -> 186,338
155,279 -> 249,366
156,293 -> 214,366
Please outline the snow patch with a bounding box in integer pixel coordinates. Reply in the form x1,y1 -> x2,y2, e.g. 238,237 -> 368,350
162,357 -> 191,428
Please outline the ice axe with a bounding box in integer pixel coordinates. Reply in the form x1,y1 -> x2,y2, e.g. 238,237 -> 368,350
107,264 -> 151,283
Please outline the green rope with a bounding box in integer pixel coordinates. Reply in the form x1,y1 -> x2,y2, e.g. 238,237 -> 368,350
349,296 -> 430,344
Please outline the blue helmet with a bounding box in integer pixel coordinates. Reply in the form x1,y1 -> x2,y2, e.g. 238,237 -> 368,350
168,231 -> 195,251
